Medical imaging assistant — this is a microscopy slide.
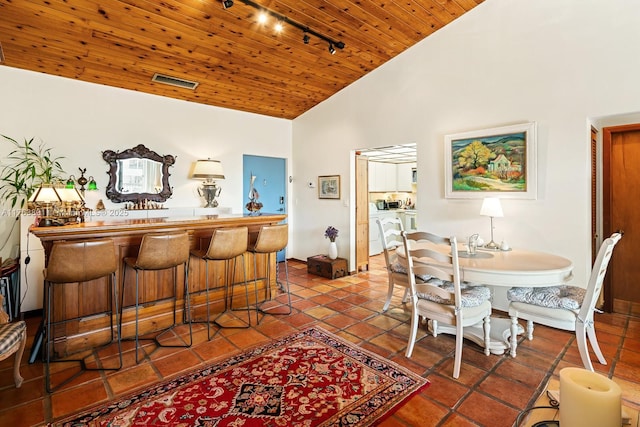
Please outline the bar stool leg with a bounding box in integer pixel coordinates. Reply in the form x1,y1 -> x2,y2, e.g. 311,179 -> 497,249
134,269 -> 142,364
253,252 -> 291,324
122,260 -> 193,364
46,271 -> 122,392
215,253 -> 252,330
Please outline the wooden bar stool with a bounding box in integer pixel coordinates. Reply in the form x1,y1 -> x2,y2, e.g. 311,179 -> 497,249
44,238 -> 121,392
189,227 -> 251,339
249,223 -> 291,323
121,231 -> 192,364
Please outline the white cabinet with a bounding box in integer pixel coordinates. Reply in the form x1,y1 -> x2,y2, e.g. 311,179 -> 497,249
369,213 -> 382,255
369,161 -> 398,192
381,163 -> 397,191
369,211 -> 399,256
368,161 -> 378,192
396,163 -> 416,191
403,211 -> 417,231
369,161 -> 416,192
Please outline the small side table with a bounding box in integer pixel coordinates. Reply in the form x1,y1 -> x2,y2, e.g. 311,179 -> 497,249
307,255 -> 348,280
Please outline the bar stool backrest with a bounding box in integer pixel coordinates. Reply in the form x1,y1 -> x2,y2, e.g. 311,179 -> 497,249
45,239 -> 117,283
134,232 -> 190,270
252,224 -> 288,254
205,227 -> 248,260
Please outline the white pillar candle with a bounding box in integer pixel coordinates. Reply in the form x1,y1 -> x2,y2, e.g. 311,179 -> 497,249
559,367 -> 622,427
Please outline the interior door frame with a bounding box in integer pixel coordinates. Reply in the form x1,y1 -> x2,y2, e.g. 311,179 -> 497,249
601,123 -> 640,312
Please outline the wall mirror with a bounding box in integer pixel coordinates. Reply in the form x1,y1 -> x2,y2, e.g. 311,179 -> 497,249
102,144 -> 175,203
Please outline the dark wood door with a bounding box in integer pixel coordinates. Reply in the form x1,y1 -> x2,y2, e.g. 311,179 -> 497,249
603,124 -> 640,314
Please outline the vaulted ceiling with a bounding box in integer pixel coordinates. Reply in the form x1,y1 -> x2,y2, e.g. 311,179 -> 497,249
0,0 -> 483,119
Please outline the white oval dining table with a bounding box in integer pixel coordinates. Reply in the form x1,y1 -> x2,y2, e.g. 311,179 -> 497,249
396,243 -> 574,287
395,243 -> 574,355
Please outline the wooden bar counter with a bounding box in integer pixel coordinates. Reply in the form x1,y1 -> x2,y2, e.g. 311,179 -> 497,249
31,213 -> 286,357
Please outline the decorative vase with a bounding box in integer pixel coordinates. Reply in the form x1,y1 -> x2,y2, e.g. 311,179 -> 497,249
328,241 -> 338,260
245,174 -> 263,214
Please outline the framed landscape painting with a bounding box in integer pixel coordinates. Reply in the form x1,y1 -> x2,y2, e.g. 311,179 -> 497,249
318,175 -> 340,199
444,122 -> 537,199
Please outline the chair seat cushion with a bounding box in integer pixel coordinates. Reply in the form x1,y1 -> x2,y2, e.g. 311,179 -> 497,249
417,298 -> 492,324
389,261 -> 432,282
507,285 -> 585,310
417,279 -> 491,308
0,321 -> 26,354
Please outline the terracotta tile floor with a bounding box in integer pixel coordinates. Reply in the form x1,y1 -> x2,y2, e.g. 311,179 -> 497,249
1,255 -> 639,426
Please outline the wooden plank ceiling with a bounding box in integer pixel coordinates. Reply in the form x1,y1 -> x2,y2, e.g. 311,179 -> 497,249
0,0 -> 483,119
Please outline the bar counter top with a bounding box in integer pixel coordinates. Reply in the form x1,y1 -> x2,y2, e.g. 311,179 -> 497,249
31,212 -> 287,241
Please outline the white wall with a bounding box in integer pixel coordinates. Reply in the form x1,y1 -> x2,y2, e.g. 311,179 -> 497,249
3,0 -> 640,290
291,0 -> 640,286
0,67 -> 292,262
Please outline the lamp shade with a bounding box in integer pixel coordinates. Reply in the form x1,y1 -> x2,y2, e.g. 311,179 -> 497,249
480,197 -> 504,218
57,187 -> 84,202
191,159 -> 225,180
29,185 -> 62,203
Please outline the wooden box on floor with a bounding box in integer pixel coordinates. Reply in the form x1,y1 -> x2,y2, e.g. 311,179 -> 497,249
307,255 -> 348,280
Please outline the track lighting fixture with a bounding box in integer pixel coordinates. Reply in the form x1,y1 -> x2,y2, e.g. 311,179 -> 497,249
225,0 -> 345,54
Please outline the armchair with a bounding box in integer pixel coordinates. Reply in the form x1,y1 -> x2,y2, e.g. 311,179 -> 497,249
0,294 -> 26,387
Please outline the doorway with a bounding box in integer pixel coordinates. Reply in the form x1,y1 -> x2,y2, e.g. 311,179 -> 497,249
243,155 -> 287,262
353,144 -> 417,273
602,124 -> 640,315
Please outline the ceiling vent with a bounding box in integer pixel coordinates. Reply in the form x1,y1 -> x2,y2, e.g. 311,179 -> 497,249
151,73 -> 199,90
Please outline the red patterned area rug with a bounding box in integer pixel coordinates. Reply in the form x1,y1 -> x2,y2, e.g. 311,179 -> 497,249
53,327 -> 429,426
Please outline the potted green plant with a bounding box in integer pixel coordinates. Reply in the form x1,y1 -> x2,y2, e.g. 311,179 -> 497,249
0,135 -> 66,209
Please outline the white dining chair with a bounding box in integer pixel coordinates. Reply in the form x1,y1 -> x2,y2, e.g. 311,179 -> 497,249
376,217 -> 409,312
401,231 -> 492,379
507,232 -> 622,370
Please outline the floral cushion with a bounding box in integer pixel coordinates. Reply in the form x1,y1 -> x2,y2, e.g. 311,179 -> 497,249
389,262 -> 490,307
507,285 -> 585,310
389,261 -> 432,282
416,278 -> 491,308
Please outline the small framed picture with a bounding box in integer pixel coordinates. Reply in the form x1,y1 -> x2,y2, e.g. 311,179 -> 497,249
318,175 -> 340,199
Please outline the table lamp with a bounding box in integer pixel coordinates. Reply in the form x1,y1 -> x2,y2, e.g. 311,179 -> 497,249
480,197 -> 503,250
191,159 -> 225,208
30,184 -> 63,226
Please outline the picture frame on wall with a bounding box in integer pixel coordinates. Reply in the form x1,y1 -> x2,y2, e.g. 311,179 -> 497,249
444,122 -> 537,199
318,175 -> 340,199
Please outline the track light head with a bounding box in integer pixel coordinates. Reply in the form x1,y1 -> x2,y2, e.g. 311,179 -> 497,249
224,0 -> 345,54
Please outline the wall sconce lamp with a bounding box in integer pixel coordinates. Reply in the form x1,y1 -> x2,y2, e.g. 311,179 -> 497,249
191,159 -> 225,208
66,168 -> 98,195
222,0 -> 345,53
480,197 -> 504,250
